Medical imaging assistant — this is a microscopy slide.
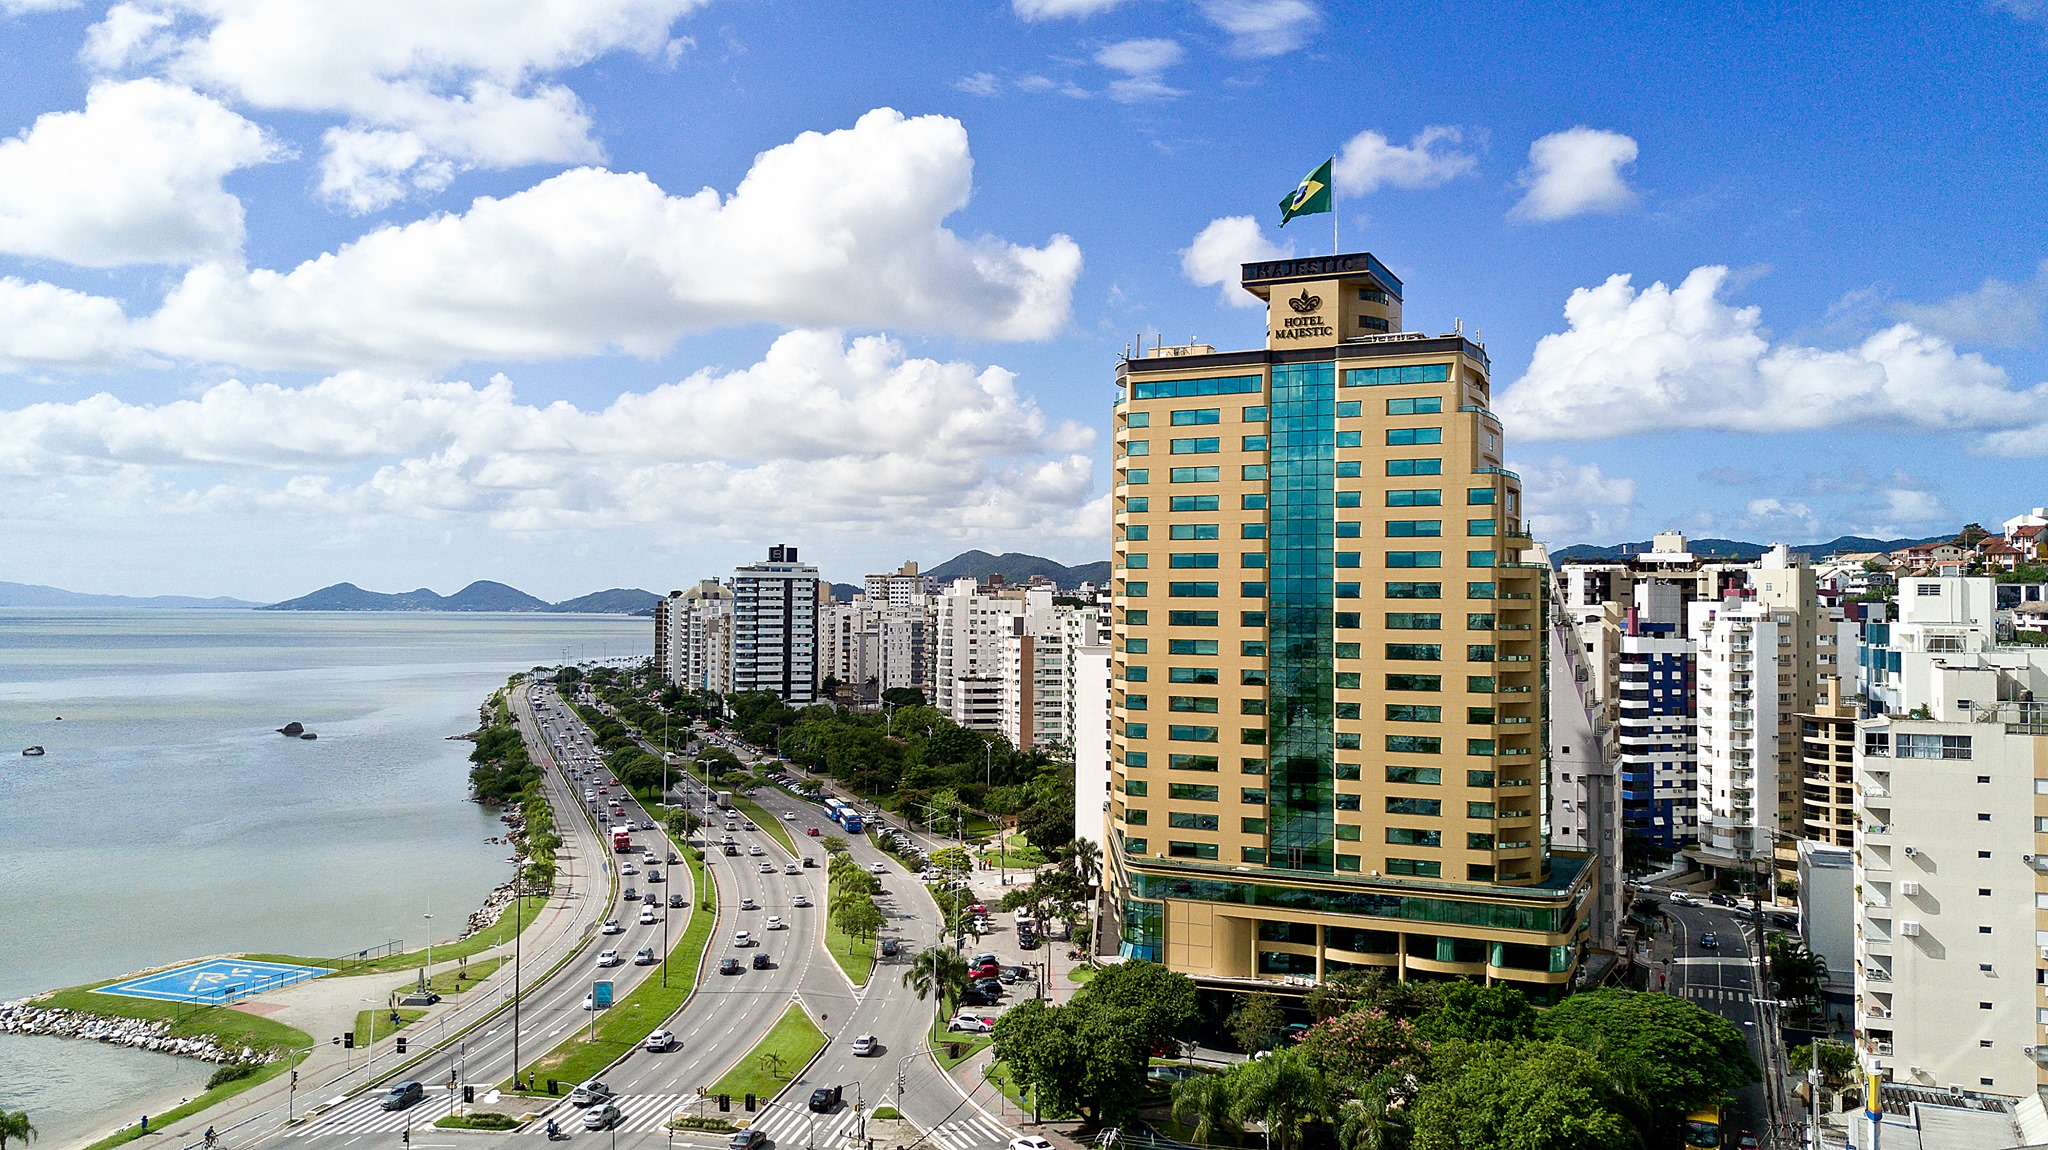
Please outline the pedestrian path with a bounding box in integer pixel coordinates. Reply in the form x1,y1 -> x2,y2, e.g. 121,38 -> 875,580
1679,986 -> 1752,1004
287,1090 -> 456,1137
919,1114 -> 1012,1150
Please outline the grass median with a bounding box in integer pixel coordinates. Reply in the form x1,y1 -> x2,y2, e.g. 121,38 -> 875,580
709,1002 -> 827,1106
503,849 -> 712,1093
928,1014 -> 992,1071
351,1007 -> 427,1044
823,875 -> 876,987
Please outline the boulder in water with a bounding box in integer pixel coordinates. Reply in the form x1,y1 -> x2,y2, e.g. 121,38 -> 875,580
277,722 -> 304,736
299,732 -> 317,740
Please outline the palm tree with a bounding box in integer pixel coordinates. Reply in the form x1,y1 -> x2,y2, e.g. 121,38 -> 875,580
0,1110 -> 39,1150
1170,1073 -> 1239,1143
901,945 -> 970,1022
1062,838 -> 1102,889
1230,1046 -> 1335,1150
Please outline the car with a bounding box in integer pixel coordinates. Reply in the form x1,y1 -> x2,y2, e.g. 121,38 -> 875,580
1018,935 -> 1039,950
960,987 -> 999,1006
869,862 -> 886,874
973,978 -> 1003,995
741,896 -> 759,911
972,954 -> 999,967
580,992 -> 600,1010
639,908 -> 658,924
601,918 -> 624,934
749,845 -> 765,856
645,1029 -> 676,1052
997,967 -> 1020,983
1009,1139 -> 1055,1150
792,894 -> 811,908
753,952 -> 773,969
646,868 -> 664,883
880,938 -> 898,956
634,946 -> 657,965
733,930 -> 754,947
1735,1135 -> 1760,1150
719,957 -> 743,975
641,820 -> 656,831
784,811 -> 797,820
623,887 -> 640,901
803,857 -> 818,867
1700,932 -> 1720,949
670,893 -> 687,908
620,863 -> 639,876
970,904 -> 988,916
760,861 -> 777,873
569,1080 -> 614,1107
807,827 -> 821,836
380,1081 -> 424,1110
668,851 -> 681,864
596,948 -> 622,967
765,916 -> 785,930
784,863 -> 800,875
728,1129 -> 766,1150
583,1102 -> 622,1131
947,1015 -> 994,1033
724,844 -> 739,856
851,1034 -> 878,1056
808,1085 -> 842,1113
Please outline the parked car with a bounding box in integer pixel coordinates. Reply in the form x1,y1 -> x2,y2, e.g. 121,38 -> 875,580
947,1015 -> 994,1033
1010,1139 -> 1055,1150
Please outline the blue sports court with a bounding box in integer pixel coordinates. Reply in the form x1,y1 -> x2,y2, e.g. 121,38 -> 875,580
99,958 -> 329,1004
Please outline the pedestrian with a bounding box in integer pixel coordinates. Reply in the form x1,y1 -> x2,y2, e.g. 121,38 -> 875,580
141,1116 -> 148,1134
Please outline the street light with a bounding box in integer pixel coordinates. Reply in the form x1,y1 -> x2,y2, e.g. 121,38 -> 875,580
422,913 -> 434,993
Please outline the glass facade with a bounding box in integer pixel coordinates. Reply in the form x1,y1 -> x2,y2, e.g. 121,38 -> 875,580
1267,360 -> 1336,873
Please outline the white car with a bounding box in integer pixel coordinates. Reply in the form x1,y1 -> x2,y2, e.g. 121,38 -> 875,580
645,1029 -> 677,1052
748,845 -> 764,856
851,1034 -> 877,1056
765,916 -> 785,930
792,894 -> 811,908
1009,1139 -> 1054,1150
759,862 -> 775,873
784,811 -> 796,820
741,897 -> 759,910
639,908 -> 658,924
600,919 -> 624,935
947,1016 -> 993,1034
595,949 -> 621,967
732,930 -> 753,947
620,863 -> 638,875
784,863 -> 800,875
869,862 -> 886,874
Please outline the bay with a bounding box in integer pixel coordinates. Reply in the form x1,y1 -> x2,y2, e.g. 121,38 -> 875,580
0,608 -> 648,1140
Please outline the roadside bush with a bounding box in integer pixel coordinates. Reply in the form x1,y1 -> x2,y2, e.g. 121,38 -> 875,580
207,1063 -> 256,1090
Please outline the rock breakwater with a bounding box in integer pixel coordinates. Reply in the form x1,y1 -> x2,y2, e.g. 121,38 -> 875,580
0,1001 -> 281,1064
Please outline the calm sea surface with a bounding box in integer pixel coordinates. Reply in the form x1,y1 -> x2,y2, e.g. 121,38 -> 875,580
0,609 -> 647,1145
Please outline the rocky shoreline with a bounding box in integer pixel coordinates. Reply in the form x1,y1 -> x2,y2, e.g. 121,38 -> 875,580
0,1002 -> 269,1064
458,880 -> 521,940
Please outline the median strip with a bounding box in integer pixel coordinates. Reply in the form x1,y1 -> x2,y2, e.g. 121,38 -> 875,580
708,1002 -> 828,1109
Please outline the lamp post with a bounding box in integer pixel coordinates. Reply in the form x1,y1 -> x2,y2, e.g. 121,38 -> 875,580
422,912 -> 434,993
511,849 -> 523,1091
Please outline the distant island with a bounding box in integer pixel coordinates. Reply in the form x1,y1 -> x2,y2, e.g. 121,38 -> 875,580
0,581 -> 262,609
259,581 -> 662,614
1548,532 -> 1954,565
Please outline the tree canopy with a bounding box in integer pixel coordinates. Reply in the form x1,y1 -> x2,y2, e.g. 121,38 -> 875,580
1537,988 -> 1760,1122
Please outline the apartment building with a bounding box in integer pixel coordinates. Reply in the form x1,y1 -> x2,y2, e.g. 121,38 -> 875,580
1800,676 -> 1856,848
1691,598 -> 1782,864
730,544 -> 820,704
657,579 -> 734,693
1104,252 -> 1592,998
931,577 -> 1022,731
1073,638 -> 1114,850
998,589 -> 1072,751
865,560 -> 933,608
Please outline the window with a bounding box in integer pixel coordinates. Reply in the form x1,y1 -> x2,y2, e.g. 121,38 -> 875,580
1168,755 -> 1219,771
1388,551 -> 1443,568
1467,550 -> 1496,567
1125,751 -> 1147,766
1241,789 -> 1267,808
1388,520 -> 1443,537
1124,722 -> 1147,737
1168,610 -> 1218,627
1386,427 -> 1443,446
1242,435 -> 1268,451
1467,707 -> 1495,724
1468,519 -> 1496,536
1124,583 -> 1147,598
1335,552 -> 1361,568
1125,412 -> 1150,427
1125,554 -> 1148,569
1126,497 -> 1149,512
1170,467 -> 1219,482
1387,673 -> 1442,690
1387,765 -> 1441,785
1124,779 -> 1148,795
1386,612 -> 1442,630
1337,461 -> 1363,478
1170,523 -> 1220,540
1334,642 -> 1361,658
1169,582 -> 1219,597
1124,808 -> 1148,825
1336,491 -> 1361,508
1388,489 -> 1443,506
1335,702 -> 1361,719
1467,833 -> 1495,851
1335,824 -> 1361,840
1468,614 -> 1495,630
1168,841 -> 1219,859
1336,431 -> 1362,448
1244,757 -> 1268,774
1468,739 -> 1496,755
1345,363 -> 1450,387
1979,812 -> 1992,821
1335,672 -> 1362,689
1124,524 -> 1149,541
1467,676 -> 1495,692
1863,731 -> 1891,756
1126,608 -> 1149,623
1169,783 -> 1220,801
1242,524 -> 1267,539
1335,794 -> 1361,810
1123,664 -> 1147,681
1241,669 -> 1267,685
1242,611 -> 1266,626
1171,495 -> 1220,512
1242,816 -> 1268,832
1336,400 -> 1361,417
1170,668 -> 1220,687
1125,469 -> 1148,484
1467,488 -> 1495,505
1467,582 -> 1495,599
1124,638 -> 1148,653
1387,797 -> 1442,815
1387,581 -> 1442,599
1125,440 -> 1150,455
1387,858 -> 1441,877
1242,640 -> 1267,657
1387,828 -> 1442,847
1468,769 -> 1495,787
1169,553 -> 1219,568
1388,704 -> 1442,722
1896,733 -> 1972,759
1387,458 -> 1442,476
1335,582 -> 1360,597
1130,375 -> 1262,401
1468,645 -> 1495,661
1386,396 -> 1444,415
1168,696 -> 1218,713
1169,639 -> 1219,655
1171,438 -> 1220,454
1387,735 -> 1442,754
1387,644 -> 1442,661
1242,494 -> 1267,510
1170,408 -> 1221,425
1242,846 -> 1268,863
1467,801 -> 1495,818
1242,405 -> 1267,421
1123,837 -> 1147,855
1242,465 -> 1269,480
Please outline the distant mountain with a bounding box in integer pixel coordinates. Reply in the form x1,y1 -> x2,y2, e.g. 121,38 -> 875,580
260,580 -> 656,613
0,581 -> 260,609
549,588 -> 662,615
924,550 -> 1110,589
1549,533 -> 1956,565
829,582 -> 864,603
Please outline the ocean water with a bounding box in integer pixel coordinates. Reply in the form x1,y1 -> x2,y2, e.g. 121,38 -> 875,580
0,609 -> 647,1140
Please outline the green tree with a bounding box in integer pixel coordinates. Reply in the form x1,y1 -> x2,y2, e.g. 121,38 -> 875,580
1768,934 -> 1828,1021
1299,1007 -> 1423,1088
1079,959 -> 1197,1040
1537,988 -> 1759,1126
1413,981 -> 1536,1044
1410,1041 -> 1637,1150
1059,837 -> 1102,888
902,945 -> 970,1019
1788,1039 -> 1859,1092
991,1000 -> 1094,1123
834,892 -> 884,945
1170,1071 -> 1240,1142
1228,992 -> 1286,1054
0,1111 -> 38,1150
1221,1045 -> 1338,1150
881,687 -> 926,708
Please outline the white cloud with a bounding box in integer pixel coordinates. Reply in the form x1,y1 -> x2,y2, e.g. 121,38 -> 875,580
1333,126 -> 1477,196
1496,265 -> 2048,442
1990,0 -> 2048,25
1891,259 -> 2048,347
1095,38 -> 1184,103
1849,482 -> 1950,537
0,79 -> 281,267
1510,127 -> 1639,222
1013,0 -> 1133,18
0,278 -> 142,372
3,0 -> 78,13
1740,497 -> 1819,537
0,331 -> 1099,542
954,72 -> 1001,97
46,108 -> 1083,373
1181,216 -> 1291,308
1198,0 -> 1318,57
84,0 -> 711,212
1514,456 -> 1636,543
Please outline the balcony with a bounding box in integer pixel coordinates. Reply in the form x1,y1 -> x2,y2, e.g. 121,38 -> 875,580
1864,823 -> 1891,838
1864,1039 -> 1895,1057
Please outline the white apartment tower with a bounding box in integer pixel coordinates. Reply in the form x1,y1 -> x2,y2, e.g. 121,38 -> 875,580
865,561 -> 933,609
932,577 -> 1023,731
730,545 -> 820,704
1691,598 -> 1781,861
668,579 -> 736,694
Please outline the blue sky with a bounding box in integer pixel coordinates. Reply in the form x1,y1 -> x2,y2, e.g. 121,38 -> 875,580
2,0 -> 2045,599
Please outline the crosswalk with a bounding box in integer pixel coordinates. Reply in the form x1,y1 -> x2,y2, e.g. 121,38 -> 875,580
289,1090 -> 454,1138
1680,986 -> 1752,1004
919,1114 -> 1013,1150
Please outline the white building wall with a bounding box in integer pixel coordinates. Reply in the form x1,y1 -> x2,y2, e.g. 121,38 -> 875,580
730,546 -> 820,704
1692,600 -> 1779,859
1072,642 -> 1113,851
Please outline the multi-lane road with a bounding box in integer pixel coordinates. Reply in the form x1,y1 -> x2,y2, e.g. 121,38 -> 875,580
248,683 -> 1018,1150
1660,894 -> 1782,1148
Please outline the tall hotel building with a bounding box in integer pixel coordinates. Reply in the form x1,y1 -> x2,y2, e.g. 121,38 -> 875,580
1105,253 -> 1594,997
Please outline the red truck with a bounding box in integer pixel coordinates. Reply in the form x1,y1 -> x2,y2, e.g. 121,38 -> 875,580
611,826 -> 633,852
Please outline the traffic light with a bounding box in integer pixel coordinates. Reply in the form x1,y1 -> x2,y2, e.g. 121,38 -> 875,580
395,1037 -> 408,1054
343,1032 -> 355,1049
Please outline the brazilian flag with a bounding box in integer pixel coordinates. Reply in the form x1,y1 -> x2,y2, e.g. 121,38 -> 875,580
1279,157 -> 1333,226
